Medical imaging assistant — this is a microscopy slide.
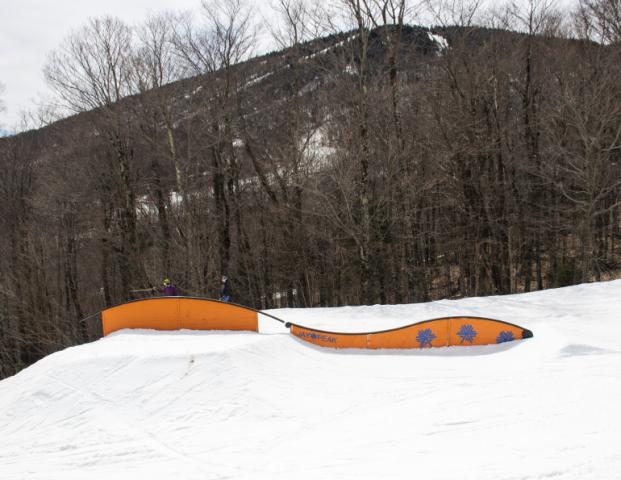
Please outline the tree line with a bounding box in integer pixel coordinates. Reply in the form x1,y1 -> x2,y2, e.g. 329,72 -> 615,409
1,0 -> 620,378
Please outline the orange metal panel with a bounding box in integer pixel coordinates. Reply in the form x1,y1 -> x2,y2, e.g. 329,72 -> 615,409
101,298 -> 258,336
179,298 -> 257,331
448,317 -> 526,346
102,299 -> 180,336
288,317 -> 531,350
290,325 -> 368,348
367,320 -> 450,349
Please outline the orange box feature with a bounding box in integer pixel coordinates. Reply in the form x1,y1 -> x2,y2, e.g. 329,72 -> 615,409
448,318 -> 530,346
101,298 -> 258,336
367,320 -> 450,349
289,325 -> 368,348
287,317 -> 532,350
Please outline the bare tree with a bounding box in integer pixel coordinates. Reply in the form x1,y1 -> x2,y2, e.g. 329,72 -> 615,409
44,17 -> 136,113
577,0 -> 621,43
329,0 -> 375,303
44,17 -> 147,301
174,0 -> 255,75
132,12 -> 187,276
268,0 -> 326,48
173,0 -> 256,288
424,0 -> 484,27
362,0 -> 412,303
544,38 -> 621,280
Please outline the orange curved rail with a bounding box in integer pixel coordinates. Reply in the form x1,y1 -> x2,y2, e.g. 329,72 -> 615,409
286,316 -> 533,349
101,297 -> 261,336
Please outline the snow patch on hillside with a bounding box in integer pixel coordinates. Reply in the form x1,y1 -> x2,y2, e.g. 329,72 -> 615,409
428,32 -> 449,52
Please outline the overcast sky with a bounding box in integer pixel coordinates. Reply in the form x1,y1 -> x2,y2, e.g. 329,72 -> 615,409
0,0 -> 204,129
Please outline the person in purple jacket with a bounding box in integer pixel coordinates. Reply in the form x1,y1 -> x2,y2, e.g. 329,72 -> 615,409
157,278 -> 179,296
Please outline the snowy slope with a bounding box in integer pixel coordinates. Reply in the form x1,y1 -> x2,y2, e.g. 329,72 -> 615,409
2,281 -> 621,479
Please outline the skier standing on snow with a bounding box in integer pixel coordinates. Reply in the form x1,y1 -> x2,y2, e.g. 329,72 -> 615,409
155,278 -> 179,296
220,275 -> 232,302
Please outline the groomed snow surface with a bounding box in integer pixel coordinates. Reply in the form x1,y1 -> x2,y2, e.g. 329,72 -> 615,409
2,281 -> 621,479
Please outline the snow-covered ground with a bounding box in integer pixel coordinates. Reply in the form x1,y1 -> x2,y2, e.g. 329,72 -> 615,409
2,281 -> 621,479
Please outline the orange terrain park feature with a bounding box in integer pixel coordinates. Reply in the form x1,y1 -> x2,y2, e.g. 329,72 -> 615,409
99,298 -> 533,350
286,317 -> 533,349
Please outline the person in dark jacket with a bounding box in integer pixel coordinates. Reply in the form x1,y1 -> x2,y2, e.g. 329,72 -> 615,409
157,278 -> 179,296
219,275 -> 232,302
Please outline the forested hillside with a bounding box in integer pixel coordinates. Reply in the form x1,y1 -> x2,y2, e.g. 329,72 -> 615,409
1,0 -> 620,378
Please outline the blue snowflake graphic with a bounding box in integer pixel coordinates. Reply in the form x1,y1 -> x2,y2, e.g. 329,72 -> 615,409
496,331 -> 515,343
416,328 -> 436,348
457,324 -> 477,344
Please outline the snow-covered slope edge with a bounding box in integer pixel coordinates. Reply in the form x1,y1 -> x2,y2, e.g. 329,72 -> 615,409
2,281 -> 621,480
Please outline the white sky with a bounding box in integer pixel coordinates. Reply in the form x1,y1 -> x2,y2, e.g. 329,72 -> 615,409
0,0 -> 203,129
